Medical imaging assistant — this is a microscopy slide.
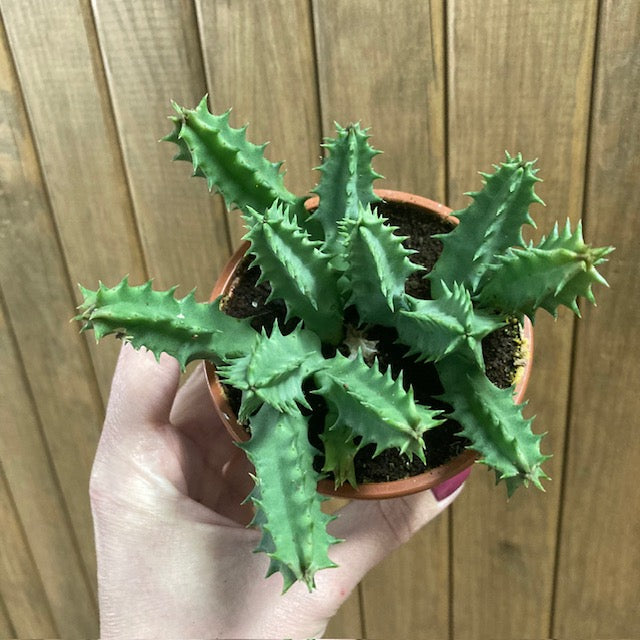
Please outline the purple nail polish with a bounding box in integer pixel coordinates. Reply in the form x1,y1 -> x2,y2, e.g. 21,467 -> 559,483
432,467 -> 472,501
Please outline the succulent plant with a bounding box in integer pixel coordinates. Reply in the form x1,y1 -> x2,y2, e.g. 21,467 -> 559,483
76,97 -> 613,591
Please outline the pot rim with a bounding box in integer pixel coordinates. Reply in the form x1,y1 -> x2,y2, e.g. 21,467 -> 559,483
205,189 -> 534,499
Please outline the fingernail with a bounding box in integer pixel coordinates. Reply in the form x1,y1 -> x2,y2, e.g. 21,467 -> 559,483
432,467 -> 472,501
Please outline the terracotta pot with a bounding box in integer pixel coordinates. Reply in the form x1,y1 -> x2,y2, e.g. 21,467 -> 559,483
205,189 -> 533,500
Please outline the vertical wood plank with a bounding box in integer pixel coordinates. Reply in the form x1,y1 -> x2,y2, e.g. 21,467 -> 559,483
196,0 -> 322,244
91,0 -> 231,294
312,2 -> 448,638
324,591 -> 363,639
0,296 -> 98,637
197,1 -> 361,633
321,497 -> 364,638
313,0 -> 446,200
0,596 -> 16,639
0,7 -> 101,620
446,2 -> 598,638
362,514 -> 451,640
552,1 -> 640,636
0,0 -> 145,400
321,497 -> 363,637
0,462 -> 55,639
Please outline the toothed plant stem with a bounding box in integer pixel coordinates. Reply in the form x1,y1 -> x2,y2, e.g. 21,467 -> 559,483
428,153 -> 541,298
436,354 -> 551,496
164,96 -> 307,222
240,404 -> 339,592
76,97 -> 613,591
242,202 -> 344,344
307,123 -> 382,255
396,284 -> 507,369
341,203 -> 422,326
75,278 -> 257,367
475,219 -> 613,320
315,352 -> 443,462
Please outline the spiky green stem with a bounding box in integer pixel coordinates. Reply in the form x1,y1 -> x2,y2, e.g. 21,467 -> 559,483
164,96 -> 306,221
475,219 -> 613,320
240,405 -> 339,592
242,202 -> 344,344
429,153 -> 541,298
320,415 -> 359,489
307,123 -> 382,255
437,355 -> 550,496
75,278 -> 256,368
216,323 -> 324,420
396,284 -> 506,369
341,204 -> 421,326
314,352 -> 443,461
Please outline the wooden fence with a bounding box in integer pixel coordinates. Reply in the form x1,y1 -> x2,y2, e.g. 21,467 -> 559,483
1,1 -> 638,638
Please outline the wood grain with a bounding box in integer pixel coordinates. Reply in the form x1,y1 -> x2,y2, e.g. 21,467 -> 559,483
324,590 -> 363,639
0,596 -> 15,639
0,297 -> 98,637
0,0 -> 144,400
552,1 -> 640,636
312,2 -> 448,637
196,0 -> 322,244
362,512 -> 451,639
0,462 -> 55,638
320,497 -> 363,637
313,0 -> 446,201
0,9 -> 101,618
91,0 -> 231,295
446,1 -> 598,637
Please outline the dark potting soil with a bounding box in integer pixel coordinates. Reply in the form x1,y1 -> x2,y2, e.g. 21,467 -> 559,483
219,199 -> 524,484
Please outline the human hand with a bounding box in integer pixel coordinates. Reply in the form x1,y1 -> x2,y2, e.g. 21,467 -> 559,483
90,344 -> 469,639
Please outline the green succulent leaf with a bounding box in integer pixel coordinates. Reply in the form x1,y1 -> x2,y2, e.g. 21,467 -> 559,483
216,322 -> 325,420
437,355 -> 550,496
396,284 -> 506,368
320,409 -> 359,489
315,352 -> 443,461
429,153 -> 541,298
307,123 -> 382,254
76,278 -> 257,368
243,202 -> 344,344
164,96 -> 306,221
475,219 -> 614,320
341,204 -> 421,326
240,404 -> 339,592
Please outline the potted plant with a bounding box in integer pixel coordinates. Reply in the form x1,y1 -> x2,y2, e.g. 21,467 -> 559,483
76,97 -> 612,592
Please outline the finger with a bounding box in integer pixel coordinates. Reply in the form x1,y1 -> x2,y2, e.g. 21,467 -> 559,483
93,345 -> 187,506
432,467 -> 472,501
105,343 -> 181,430
327,482 -> 465,582
170,364 -> 256,519
194,446 -> 256,525
170,363 -> 238,461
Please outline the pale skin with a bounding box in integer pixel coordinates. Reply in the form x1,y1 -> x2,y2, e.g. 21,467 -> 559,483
91,344 -> 466,639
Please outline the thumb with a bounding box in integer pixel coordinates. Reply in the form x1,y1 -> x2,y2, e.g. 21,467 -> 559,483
96,343 -> 180,478
91,344 -> 183,508
327,471 -> 469,581
105,343 -> 181,429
